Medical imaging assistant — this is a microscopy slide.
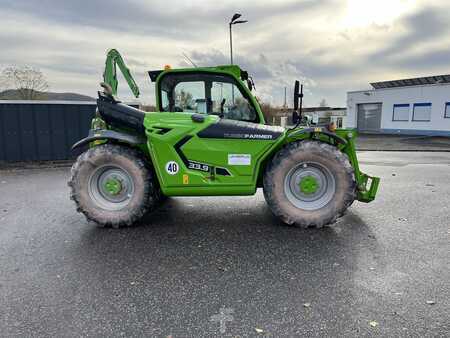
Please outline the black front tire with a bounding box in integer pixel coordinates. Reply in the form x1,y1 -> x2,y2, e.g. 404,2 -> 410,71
68,144 -> 157,228
263,140 -> 356,228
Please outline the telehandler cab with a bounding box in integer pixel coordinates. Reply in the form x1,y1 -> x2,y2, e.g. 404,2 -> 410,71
69,49 -> 379,228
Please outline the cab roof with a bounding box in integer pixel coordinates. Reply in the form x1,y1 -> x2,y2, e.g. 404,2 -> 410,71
148,65 -> 246,83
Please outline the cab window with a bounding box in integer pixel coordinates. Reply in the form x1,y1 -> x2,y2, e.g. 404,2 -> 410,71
211,81 -> 256,121
161,90 -> 170,111
173,81 -> 205,113
159,73 -> 258,122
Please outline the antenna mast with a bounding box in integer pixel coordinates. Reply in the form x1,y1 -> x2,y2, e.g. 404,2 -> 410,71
182,52 -> 197,67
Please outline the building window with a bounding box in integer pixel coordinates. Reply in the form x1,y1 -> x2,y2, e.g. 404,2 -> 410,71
392,104 -> 409,121
412,103 -> 432,122
445,102 -> 450,118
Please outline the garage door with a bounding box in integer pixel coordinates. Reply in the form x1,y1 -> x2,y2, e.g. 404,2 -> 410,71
357,103 -> 382,132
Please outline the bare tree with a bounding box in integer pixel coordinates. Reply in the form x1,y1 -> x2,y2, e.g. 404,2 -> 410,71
176,89 -> 193,109
258,99 -> 285,125
2,66 -> 49,100
0,75 -> 7,93
0,68 -> 11,94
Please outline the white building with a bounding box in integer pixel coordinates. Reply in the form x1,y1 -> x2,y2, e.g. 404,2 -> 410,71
302,107 -> 347,128
347,75 -> 450,135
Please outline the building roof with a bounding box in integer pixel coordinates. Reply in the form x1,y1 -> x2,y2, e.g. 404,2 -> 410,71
371,75 -> 450,89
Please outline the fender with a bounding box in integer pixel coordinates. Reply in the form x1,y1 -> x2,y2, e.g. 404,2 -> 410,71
71,129 -> 146,150
287,127 -> 347,145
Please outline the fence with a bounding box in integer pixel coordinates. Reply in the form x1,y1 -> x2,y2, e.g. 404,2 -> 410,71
0,101 -> 96,162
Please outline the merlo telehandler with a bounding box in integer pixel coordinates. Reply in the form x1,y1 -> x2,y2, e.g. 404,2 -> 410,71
69,49 -> 379,228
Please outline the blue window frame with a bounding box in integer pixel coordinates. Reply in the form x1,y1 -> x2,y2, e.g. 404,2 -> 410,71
445,102 -> 450,118
392,104 -> 409,121
412,103 -> 431,122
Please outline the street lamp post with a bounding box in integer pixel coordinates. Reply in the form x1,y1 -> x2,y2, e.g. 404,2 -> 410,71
229,13 -> 247,65
229,22 -> 233,65
229,13 -> 247,103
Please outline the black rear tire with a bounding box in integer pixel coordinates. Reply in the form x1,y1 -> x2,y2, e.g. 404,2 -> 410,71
68,144 -> 157,228
263,140 -> 356,228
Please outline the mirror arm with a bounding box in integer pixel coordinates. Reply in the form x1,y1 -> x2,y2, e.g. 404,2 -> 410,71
290,82 -> 304,130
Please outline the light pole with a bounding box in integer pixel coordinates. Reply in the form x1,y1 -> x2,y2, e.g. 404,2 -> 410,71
229,13 -> 247,65
229,13 -> 247,104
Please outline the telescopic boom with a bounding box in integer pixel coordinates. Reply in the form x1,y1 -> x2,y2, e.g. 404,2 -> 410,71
103,49 -> 140,98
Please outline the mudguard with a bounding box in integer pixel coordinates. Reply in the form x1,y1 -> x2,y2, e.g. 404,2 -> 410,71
288,127 -> 347,145
71,129 -> 146,150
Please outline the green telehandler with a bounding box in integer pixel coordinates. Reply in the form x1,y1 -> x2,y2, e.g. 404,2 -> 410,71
69,49 -> 379,228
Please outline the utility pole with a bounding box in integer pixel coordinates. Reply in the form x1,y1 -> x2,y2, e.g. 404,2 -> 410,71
283,87 -> 287,108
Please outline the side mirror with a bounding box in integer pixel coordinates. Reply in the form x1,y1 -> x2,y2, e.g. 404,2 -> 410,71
293,80 -> 303,111
292,80 -> 304,126
292,111 -> 300,124
294,80 -> 300,110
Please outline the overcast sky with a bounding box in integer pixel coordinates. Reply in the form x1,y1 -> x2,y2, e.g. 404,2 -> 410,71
1,0 -> 450,107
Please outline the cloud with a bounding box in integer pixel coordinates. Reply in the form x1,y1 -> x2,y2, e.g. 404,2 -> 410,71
188,49 -> 318,105
1,1 -> 450,106
394,48 -> 450,72
368,7 -> 450,64
1,0 -> 331,41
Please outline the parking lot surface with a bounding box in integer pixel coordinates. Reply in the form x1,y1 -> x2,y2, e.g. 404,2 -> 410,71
0,152 -> 449,337
356,134 -> 450,152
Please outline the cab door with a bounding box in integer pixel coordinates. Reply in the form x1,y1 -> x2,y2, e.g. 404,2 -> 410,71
148,71 -> 284,195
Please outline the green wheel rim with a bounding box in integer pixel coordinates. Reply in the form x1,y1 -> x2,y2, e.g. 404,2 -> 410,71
104,177 -> 123,195
88,165 -> 135,211
284,162 -> 336,211
299,175 -> 319,195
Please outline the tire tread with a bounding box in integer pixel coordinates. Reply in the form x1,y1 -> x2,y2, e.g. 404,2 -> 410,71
68,144 -> 157,228
263,140 -> 356,228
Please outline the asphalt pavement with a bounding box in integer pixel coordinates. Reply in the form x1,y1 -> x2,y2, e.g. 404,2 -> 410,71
0,152 -> 449,337
356,134 -> 450,151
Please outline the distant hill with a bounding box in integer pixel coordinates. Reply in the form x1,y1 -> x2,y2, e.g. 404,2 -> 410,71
0,89 -> 95,101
